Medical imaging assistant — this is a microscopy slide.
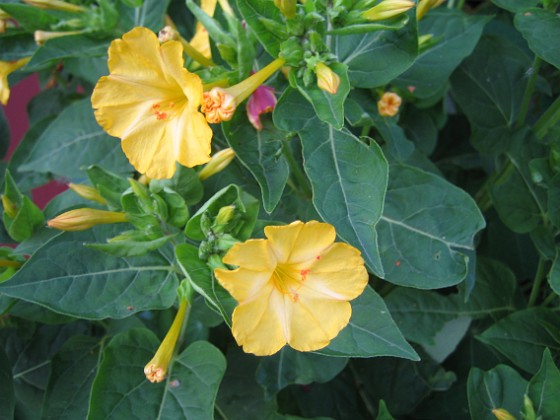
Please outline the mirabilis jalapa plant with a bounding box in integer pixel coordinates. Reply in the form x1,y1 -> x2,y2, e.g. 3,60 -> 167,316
1,0 -> 560,418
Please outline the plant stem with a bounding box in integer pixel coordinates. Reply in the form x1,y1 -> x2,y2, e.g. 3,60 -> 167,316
516,56 -> 542,129
282,141 -> 312,199
13,360 -> 51,379
534,95 -> 560,140
542,291 -> 558,307
528,257 -> 547,307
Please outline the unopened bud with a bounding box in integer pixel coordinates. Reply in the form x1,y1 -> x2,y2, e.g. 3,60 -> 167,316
47,208 -> 128,231
274,0 -> 297,19
1,195 -> 18,219
215,205 -> 235,226
201,88 -> 236,124
315,62 -> 340,95
377,92 -> 402,117
198,148 -> 236,181
34,30 -> 83,46
22,0 -> 86,13
362,0 -> 414,21
1,56 -> 31,105
491,408 -> 516,420
416,0 -> 445,21
68,183 -> 107,205
158,25 -> 178,43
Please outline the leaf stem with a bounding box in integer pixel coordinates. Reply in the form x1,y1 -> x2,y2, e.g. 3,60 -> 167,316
516,56 -> 542,130
282,141 -> 312,199
542,291 -> 558,307
528,257 -> 548,307
13,360 -> 51,379
534,95 -> 560,140
349,361 -> 377,418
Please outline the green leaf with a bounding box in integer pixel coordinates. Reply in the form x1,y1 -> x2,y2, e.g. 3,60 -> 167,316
292,62 -> 351,129
222,111 -> 290,214
42,336 -> 99,420
394,9 -> 491,100
89,329 -> 226,420
331,13 -> 410,36
491,0 -> 540,12
467,365 -> 527,420
376,400 -> 395,420
0,31 -> 37,61
0,346 -> 14,420
527,348 -> 560,419
116,0 -> 170,32
0,4 -> 59,31
287,107 -> 388,276
335,13 -> 417,88
548,248 -> 560,295
450,36 -> 531,154
149,165 -> 203,206
317,286 -> 419,360
18,99 -> 132,180
477,308 -> 560,374
175,243 -> 236,326
0,225 -> 178,319
85,165 -> 130,210
236,0 -> 286,57
377,164 -> 485,289
86,233 -> 175,257
515,8 -> 560,70
256,348 -> 348,396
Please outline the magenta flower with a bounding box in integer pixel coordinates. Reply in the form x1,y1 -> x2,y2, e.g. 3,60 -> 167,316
246,85 -> 277,130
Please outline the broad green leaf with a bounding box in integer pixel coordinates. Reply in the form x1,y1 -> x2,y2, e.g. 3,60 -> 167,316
395,9 -> 491,100
378,164 -> 485,289
0,225 -> 178,319
149,165 -> 203,206
292,62 -> 351,129
86,165 -> 130,210
527,348 -> 560,419
548,248 -> 560,295
256,348 -> 348,396
467,365 -> 527,420
19,99 -> 132,180
387,258 -> 516,348
278,100 -> 388,276
89,329 -> 226,420
175,243 -> 236,326
317,286 -> 419,360
477,308 -> 560,374
0,31 -> 37,61
116,0 -> 170,32
0,346 -> 14,420
335,12 -> 417,88
236,0 -> 285,57
515,8 -> 560,70
0,4 -> 59,31
450,36 -> 531,154
222,111 -> 290,214
42,336 -> 99,420
492,0 -> 540,12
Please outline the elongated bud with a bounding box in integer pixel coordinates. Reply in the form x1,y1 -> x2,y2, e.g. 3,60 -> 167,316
1,195 -> 18,218
216,205 -> 235,226
47,208 -> 128,231
491,408 -> 516,420
315,62 -> 340,95
523,394 -> 536,420
68,183 -> 107,205
201,58 -> 286,123
22,0 -> 86,13
416,0 -> 445,21
158,25 -> 178,43
144,299 -> 189,383
377,92 -> 402,117
198,148 -> 236,181
274,0 -> 297,19
1,56 -> 31,105
362,0 -> 414,21
34,30 -> 84,46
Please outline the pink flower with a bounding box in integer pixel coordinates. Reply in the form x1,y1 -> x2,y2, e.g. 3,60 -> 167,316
246,85 -> 277,130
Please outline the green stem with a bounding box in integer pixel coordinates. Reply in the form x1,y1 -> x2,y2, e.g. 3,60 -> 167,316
528,257 -> 547,307
282,141 -> 312,199
516,56 -> 542,129
13,360 -> 51,379
542,292 -> 558,307
534,95 -> 560,140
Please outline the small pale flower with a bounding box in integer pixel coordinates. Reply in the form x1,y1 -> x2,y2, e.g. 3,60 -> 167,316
91,27 -> 213,179
377,92 -> 402,117
0,57 -> 31,105
246,85 -> 277,130
214,220 -> 369,356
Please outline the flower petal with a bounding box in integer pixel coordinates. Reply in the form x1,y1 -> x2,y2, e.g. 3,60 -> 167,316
222,239 -> 276,271
172,106 -> 212,168
231,288 -> 288,356
287,296 -> 351,352
265,221 -> 336,264
214,267 -> 272,303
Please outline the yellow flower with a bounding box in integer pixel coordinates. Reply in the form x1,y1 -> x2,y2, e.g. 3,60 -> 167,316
91,27 -> 213,179
189,0 -> 217,60
214,221 -> 369,356
377,91 -> 402,117
0,57 -> 31,105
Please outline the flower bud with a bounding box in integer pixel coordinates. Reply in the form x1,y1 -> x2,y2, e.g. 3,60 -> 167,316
68,183 -> 107,205
377,92 -> 402,117
47,208 -> 128,231
34,30 -> 84,46
362,0 -> 414,21
315,62 -> 340,95
274,0 -> 297,19
22,0 -> 86,13
198,148 -> 236,181
1,56 -> 31,105
215,205 -> 236,226
416,0 -> 445,21
158,25 -> 178,43
1,195 -> 18,219
491,408 -> 516,420
201,88 -> 236,124
144,299 -> 189,383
